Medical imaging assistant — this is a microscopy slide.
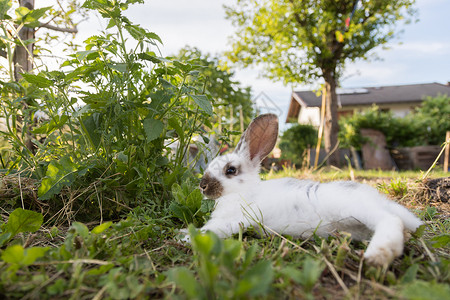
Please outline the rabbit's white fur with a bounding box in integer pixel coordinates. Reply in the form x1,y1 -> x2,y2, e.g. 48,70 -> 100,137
189,114 -> 423,266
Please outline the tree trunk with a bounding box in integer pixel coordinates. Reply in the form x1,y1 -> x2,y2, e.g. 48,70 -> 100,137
323,70 -> 340,166
14,0 -> 36,152
14,0 -> 35,81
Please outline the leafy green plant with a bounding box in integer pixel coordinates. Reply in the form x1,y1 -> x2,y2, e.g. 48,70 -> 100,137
0,208 -> 43,247
413,94 -> 450,145
1,0 -> 216,220
279,124 -> 317,165
169,178 -> 214,226
377,178 -> 409,198
167,226 -> 274,299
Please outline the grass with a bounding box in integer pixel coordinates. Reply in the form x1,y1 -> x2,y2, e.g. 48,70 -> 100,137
0,169 -> 449,299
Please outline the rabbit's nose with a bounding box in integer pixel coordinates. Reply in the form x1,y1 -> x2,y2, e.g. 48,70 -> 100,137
199,180 -> 208,191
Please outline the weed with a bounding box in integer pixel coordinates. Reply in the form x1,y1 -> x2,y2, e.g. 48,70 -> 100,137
377,177 -> 409,198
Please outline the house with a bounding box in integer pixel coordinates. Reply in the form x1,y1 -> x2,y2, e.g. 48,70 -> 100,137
286,82 -> 450,126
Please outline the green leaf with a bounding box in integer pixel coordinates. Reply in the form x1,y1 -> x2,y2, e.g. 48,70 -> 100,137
71,222 -> 89,238
22,247 -> 49,265
401,280 -> 450,300
92,221 -> 113,234
81,113 -> 102,149
125,24 -> 146,41
38,156 -> 79,200
166,267 -> 203,298
281,258 -> 323,291
76,50 -> 97,61
169,202 -> 193,225
1,244 -> 24,264
23,6 -> 51,27
222,239 -> 243,268
0,232 -> 12,247
1,245 -> 48,266
242,244 -> 258,270
185,189 -> 203,211
143,118 -> 163,142
148,90 -> 173,111
192,234 -> 215,256
200,199 -> 215,214
108,63 -> 128,72
15,6 -> 30,19
430,234 -> 450,248
400,264 -> 419,284
237,260 -> 273,297
189,94 -> 213,116
5,208 -> 43,238
173,61 -> 192,73
33,115 -> 69,134
138,52 -> 161,64
0,0 -> 12,19
106,18 -> 117,29
21,73 -> 53,88
168,117 -> 184,140
86,264 -> 115,276
171,183 -> 184,203
299,258 -> 323,290
145,32 -> 163,44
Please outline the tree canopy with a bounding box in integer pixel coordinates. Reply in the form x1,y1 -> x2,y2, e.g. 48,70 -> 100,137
225,0 -> 416,84
225,0 -> 416,165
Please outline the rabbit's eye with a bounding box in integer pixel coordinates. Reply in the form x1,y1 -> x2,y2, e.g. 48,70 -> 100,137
226,166 -> 237,175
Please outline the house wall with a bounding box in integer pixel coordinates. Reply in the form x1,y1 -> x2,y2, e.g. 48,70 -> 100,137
297,102 -> 419,126
349,103 -> 418,118
298,107 -> 321,126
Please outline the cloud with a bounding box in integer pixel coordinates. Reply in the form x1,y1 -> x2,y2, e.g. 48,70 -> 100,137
392,42 -> 450,55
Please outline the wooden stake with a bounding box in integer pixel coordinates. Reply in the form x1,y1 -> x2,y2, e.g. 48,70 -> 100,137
444,131 -> 450,173
314,87 -> 327,169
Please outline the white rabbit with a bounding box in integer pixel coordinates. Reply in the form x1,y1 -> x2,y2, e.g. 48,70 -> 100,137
185,113 -> 423,266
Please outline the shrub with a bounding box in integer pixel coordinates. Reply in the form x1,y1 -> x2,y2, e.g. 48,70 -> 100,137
279,124 -> 317,164
339,94 -> 450,150
339,106 -> 419,150
412,94 -> 450,145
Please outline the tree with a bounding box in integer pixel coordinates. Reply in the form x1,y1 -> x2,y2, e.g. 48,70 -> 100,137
225,0 -> 416,165
177,47 -> 254,138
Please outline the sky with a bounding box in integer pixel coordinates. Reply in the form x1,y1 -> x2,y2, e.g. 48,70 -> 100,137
40,0 -> 450,128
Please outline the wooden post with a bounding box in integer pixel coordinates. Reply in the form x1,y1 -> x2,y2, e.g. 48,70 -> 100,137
14,0 -> 36,152
314,87 -> 327,168
14,0 -> 35,81
444,131 -> 450,173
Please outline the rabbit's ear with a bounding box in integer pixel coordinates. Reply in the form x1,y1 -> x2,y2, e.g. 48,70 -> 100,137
235,114 -> 278,162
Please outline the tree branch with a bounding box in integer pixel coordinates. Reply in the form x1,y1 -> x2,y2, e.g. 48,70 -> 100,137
39,22 -> 78,34
0,49 -> 7,58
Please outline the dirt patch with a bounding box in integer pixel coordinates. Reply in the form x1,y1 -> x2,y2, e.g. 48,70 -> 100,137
422,177 -> 450,203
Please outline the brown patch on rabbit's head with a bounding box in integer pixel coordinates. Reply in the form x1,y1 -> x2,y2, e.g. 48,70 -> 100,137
199,172 -> 223,200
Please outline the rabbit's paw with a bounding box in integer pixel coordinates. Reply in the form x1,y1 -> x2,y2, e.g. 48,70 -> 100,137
176,228 -> 191,244
364,240 -> 403,266
364,247 -> 395,266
